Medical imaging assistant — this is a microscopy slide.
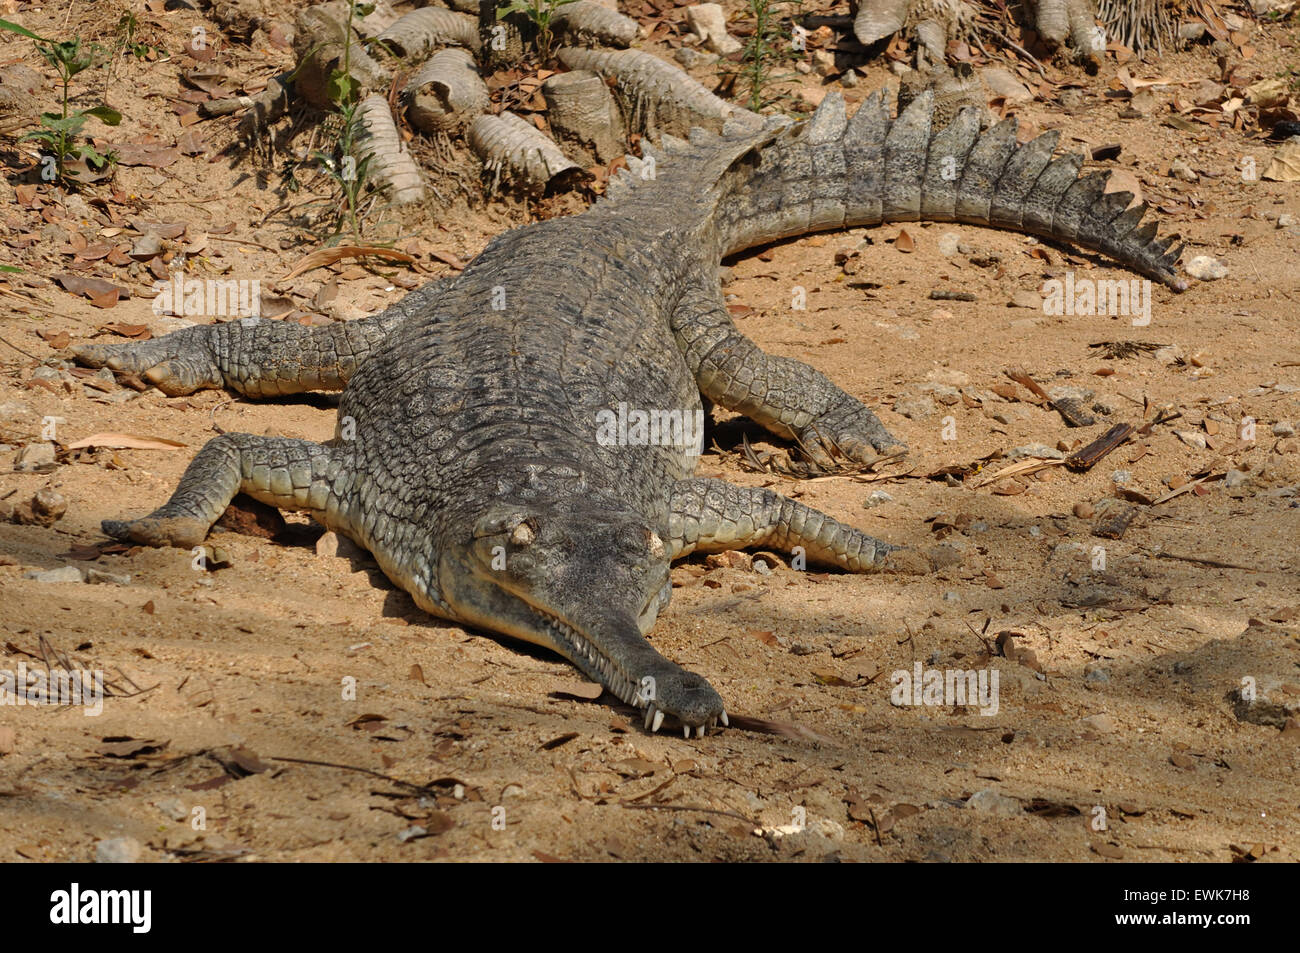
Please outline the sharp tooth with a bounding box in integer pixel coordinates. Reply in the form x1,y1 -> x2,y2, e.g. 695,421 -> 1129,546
720,710 -> 729,727
695,725 -> 704,739
643,705 -> 655,730
651,710 -> 664,733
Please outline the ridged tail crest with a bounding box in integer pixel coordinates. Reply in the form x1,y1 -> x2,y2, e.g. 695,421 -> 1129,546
640,89 -> 1188,290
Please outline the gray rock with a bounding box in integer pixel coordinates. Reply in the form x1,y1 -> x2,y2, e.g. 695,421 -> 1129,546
1224,468 -> 1249,488
154,797 -> 189,821
862,490 -> 894,508
1272,420 -> 1296,437
673,46 -> 706,70
30,366 -> 67,384
0,400 -> 33,420
1048,384 -> 1094,403
918,383 -> 961,405
24,565 -> 84,583
965,789 -> 1022,816
1169,158 -> 1198,182
1083,665 -> 1110,685
893,396 -> 937,419
937,232 -> 962,257
130,233 -> 163,261
85,568 -> 131,586
1110,470 -> 1132,484
95,836 -> 142,863
13,442 -> 56,472
1185,255 -> 1228,281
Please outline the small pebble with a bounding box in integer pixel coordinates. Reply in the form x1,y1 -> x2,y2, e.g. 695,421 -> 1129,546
965,789 -> 1022,816
24,566 -> 84,583
95,836 -> 142,863
1185,255 -> 1228,281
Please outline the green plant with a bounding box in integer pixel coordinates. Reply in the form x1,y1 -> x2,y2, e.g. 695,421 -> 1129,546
304,1 -> 377,240
328,0 -> 376,107
116,11 -> 159,60
497,0 -> 580,63
739,0 -> 795,112
310,102 -> 375,241
0,18 -> 121,186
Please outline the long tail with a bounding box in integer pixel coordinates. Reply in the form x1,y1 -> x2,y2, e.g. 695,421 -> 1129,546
632,89 -> 1186,291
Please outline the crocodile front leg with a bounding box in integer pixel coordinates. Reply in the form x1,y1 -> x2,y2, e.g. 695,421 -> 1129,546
71,279 -> 451,397
671,271 -> 903,467
102,434 -> 347,548
668,477 -> 923,572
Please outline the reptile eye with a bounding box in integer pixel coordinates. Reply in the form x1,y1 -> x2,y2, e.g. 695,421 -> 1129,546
511,522 -> 535,547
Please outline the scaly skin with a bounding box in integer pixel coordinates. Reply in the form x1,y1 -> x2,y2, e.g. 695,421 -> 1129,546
73,89 -> 1186,735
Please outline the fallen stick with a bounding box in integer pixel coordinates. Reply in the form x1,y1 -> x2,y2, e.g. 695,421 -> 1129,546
1066,422 -> 1134,470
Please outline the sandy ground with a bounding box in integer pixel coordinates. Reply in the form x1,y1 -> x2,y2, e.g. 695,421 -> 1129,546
0,1 -> 1298,862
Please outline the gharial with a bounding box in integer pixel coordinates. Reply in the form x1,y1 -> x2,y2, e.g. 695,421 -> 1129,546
71,88 -> 1186,737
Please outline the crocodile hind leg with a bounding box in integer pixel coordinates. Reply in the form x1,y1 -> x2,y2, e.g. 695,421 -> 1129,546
103,434 -> 345,548
71,279 -> 450,397
668,477 -> 925,572
671,272 -> 903,467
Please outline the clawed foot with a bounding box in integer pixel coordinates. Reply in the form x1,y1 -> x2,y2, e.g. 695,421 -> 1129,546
797,408 -> 907,471
72,326 -> 224,396
102,514 -> 210,548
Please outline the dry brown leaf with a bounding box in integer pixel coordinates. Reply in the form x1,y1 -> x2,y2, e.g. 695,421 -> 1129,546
1263,140 -> 1300,182
975,457 -> 1065,487
812,669 -> 851,686
36,330 -> 71,349
88,288 -> 120,309
98,322 -> 151,340
280,245 -> 416,281
55,274 -> 130,301
895,229 -> 915,253
65,433 -> 185,451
